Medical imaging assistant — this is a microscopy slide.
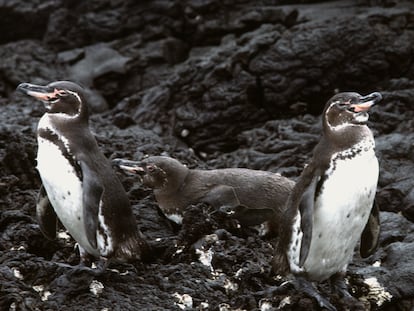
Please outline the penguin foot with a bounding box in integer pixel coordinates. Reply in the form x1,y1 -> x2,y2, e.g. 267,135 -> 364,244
53,262 -> 80,270
253,281 -> 292,297
53,262 -> 99,275
330,273 -> 365,309
294,277 -> 337,311
52,258 -> 108,276
254,278 -> 338,310
330,273 -> 353,299
72,257 -> 109,276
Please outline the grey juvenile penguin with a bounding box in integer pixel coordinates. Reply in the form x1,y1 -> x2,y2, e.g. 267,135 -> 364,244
113,156 -> 295,235
17,81 -> 148,273
271,92 -> 382,310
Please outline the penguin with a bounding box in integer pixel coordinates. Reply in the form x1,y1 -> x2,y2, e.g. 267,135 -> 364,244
112,156 -> 295,236
271,92 -> 382,310
17,81 -> 148,273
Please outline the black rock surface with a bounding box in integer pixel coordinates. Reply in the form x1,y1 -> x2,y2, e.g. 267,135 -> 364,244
1,1 -> 414,310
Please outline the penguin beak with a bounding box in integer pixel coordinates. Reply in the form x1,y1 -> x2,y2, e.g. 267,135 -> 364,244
17,83 -> 62,102
112,158 -> 146,175
351,92 -> 382,112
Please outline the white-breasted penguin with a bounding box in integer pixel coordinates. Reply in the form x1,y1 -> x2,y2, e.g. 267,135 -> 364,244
271,92 -> 382,310
17,81 -> 149,273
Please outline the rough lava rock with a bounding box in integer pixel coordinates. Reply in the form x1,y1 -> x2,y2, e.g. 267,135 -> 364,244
1,1 -> 414,310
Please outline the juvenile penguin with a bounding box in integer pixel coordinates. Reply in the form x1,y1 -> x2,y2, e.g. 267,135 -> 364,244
17,81 -> 148,272
271,92 -> 382,310
113,156 -> 295,235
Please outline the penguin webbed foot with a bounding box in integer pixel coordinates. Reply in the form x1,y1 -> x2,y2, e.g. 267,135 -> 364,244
53,253 -> 109,277
91,257 -> 109,275
329,273 -> 364,308
255,277 -> 337,310
294,277 -> 337,311
253,281 -> 292,297
330,273 -> 353,299
53,261 -> 102,278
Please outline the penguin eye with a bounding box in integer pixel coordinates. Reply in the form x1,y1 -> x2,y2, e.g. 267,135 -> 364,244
147,165 -> 156,173
48,89 -> 68,103
56,90 -> 69,97
337,99 -> 352,109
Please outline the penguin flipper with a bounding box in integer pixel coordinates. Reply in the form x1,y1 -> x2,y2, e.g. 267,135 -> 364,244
204,185 -> 274,226
36,185 -> 57,240
298,176 -> 319,267
202,185 -> 240,212
360,199 -> 380,258
80,161 -> 104,250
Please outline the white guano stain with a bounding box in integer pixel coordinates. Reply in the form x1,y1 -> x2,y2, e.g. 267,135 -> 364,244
360,277 -> 392,306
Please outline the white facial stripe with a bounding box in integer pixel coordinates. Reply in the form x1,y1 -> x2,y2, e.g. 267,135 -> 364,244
325,104 -> 346,130
328,100 -> 340,109
66,89 -> 83,116
325,103 -> 339,128
65,89 -> 82,103
325,100 -> 369,131
44,89 -> 82,119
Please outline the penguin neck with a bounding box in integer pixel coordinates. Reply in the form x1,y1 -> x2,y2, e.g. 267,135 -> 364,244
40,112 -> 89,133
323,123 -> 373,151
155,166 -> 190,196
37,113 -> 95,160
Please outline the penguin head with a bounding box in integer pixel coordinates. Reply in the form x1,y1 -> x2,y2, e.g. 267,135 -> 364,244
17,81 -> 88,119
113,156 -> 189,192
323,92 -> 381,131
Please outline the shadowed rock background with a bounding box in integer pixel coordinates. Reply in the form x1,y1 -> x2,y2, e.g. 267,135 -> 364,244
1,0 -> 414,310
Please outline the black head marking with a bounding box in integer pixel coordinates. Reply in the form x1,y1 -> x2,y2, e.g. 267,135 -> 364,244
114,156 -> 189,191
17,81 -> 88,120
322,92 -> 381,148
140,156 -> 189,190
141,162 -> 168,189
323,92 -> 381,129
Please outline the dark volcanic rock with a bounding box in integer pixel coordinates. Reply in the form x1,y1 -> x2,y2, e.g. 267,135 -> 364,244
1,1 -> 414,310
0,1 -> 59,44
111,4 -> 414,154
0,40 -> 64,96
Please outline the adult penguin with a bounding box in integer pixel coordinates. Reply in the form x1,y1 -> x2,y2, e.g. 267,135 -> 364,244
271,92 -> 382,310
18,81 -> 149,273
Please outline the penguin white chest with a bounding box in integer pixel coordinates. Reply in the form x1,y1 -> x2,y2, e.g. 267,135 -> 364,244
305,148 -> 378,280
36,136 -> 99,257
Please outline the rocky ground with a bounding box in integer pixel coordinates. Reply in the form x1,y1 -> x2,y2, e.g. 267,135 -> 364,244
1,0 -> 414,310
